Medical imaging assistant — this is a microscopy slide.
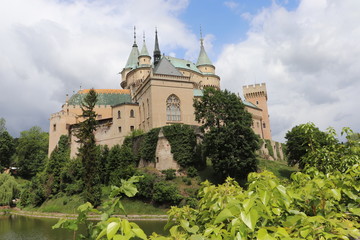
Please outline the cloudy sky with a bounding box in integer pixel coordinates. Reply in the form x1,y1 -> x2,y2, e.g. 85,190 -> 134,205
1,0 -> 359,142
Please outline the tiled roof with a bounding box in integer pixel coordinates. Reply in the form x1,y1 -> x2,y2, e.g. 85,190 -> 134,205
166,56 -> 201,74
68,89 -> 132,106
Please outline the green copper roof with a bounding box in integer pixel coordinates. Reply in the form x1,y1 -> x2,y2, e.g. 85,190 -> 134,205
196,40 -> 213,67
243,100 -> 261,110
166,56 -> 201,74
139,40 -> 150,57
68,89 -> 132,106
125,43 -> 140,69
193,89 -> 203,97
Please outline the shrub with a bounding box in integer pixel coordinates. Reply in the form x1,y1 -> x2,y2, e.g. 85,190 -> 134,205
135,172 -> 156,200
182,177 -> 192,186
161,169 -> 176,180
152,181 -> 183,205
187,166 -> 198,177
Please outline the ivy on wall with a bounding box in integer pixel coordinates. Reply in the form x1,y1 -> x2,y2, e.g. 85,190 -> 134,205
139,128 -> 161,162
265,139 -> 274,159
162,124 -> 197,168
275,141 -> 281,160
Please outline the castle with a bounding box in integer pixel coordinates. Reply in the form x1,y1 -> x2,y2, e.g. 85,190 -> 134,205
49,30 -> 272,157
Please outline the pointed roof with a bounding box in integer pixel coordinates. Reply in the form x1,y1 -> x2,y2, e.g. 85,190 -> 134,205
125,27 -> 140,69
139,33 -> 150,57
154,56 -> 183,76
196,38 -> 213,67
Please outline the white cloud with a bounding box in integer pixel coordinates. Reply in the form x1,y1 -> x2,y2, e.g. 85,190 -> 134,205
217,0 -> 360,141
224,1 -> 239,10
0,0 -> 198,136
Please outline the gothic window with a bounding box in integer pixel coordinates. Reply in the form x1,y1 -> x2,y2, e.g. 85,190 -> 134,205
166,94 -> 181,121
130,109 -> 135,118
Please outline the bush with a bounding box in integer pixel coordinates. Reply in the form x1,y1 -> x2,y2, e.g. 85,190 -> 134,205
135,172 -> 156,200
187,166 -> 198,177
152,181 -> 183,205
182,177 -> 192,186
161,169 -> 176,180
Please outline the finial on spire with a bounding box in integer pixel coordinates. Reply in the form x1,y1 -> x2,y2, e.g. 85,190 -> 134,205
200,26 -> 204,46
133,26 -> 137,45
154,27 -> 161,66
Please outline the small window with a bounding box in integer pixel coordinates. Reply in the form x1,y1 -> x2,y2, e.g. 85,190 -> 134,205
130,109 -> 135,118
118,126 -> 122,133
117,111 -> 121,119
53,124 -> 56,132
130,126 -> 134,131
256,101 -> 259,105
263,123 -> 266,128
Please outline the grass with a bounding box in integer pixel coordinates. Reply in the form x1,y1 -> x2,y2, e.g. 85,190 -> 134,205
258,158 -> 298,179
22,194 -> 85,214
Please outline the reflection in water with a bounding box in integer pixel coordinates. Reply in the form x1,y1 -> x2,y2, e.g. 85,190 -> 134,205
0,215 -> 167,240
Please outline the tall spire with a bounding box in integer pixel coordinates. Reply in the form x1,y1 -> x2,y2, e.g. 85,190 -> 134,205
133,26 -> 137,47
125,26 -> 139,69
153,28 -> 161,66
140,32 -> 150,57
196,27 -> 213,67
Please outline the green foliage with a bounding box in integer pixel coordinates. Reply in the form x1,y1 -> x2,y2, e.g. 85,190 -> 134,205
162,169 -> 176,180
98,145 -> 110,184
275,141 -> 281,160
106,144 -> 136,185
302,126 -> 360,173
134,172 -> 156,200
44,135 -> 70,197
53,176 -> 147,240
75,88 -> 102,207
265,139 -> 274,158
162,124 -> 197,167
194,87 -> 259,181
285,122 -> 330,168
15,126 -> 49,179
162,166 -> 360,239
0,130 -> 15,169
182,177 -> 192,186
140,128 -> 161,162
186,166 -> 198,178
61,157 -> 84,196
153,181 -> 183,205
0,173 -> 20,206
19,173 -> 46,206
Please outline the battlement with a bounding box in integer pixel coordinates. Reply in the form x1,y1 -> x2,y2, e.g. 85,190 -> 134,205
242,83 -> 267,99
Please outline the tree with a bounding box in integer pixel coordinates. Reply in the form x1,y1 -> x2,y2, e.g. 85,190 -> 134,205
74,88 -> 101,207
44,135 -> 71,196
106,144 -> 136,185
15,126 -> 48,179
285,123 -> 329,169
0,131 -> 15,169
0,117 -> 6,134
194,87 -> 259,181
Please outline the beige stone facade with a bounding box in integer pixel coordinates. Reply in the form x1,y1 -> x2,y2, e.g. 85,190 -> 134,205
48,31 -> 272,161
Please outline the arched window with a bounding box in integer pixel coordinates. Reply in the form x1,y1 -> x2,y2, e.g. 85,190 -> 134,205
117,110 -> 121,119
130,109 -> 134,118
166,94 -> 181,121
147,99 -> 150,118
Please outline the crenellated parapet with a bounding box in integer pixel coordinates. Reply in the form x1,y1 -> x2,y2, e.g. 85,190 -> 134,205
243,83 -> 267,100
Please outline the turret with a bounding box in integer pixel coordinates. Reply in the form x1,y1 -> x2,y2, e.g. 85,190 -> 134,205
121,27 -> 140,88
153,29 -> 161,66
138,33 -> 151,66
196,30 -> 215,74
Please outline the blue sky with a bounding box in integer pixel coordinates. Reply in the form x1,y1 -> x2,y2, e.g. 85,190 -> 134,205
0,0 -> 359,142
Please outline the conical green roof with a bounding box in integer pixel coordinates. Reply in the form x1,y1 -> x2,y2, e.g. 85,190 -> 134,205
139,40 -> 150,57
125,43 -> 139,69
196,40 -> 213,66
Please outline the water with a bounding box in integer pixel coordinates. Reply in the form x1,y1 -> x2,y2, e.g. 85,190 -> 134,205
0,215 -> 167,240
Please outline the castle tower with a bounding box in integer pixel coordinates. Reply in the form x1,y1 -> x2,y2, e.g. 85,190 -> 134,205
243,83 -> 271,140
196,30 -> 215,75
138,33 -> 151,66
121,27 -> 139,88
153,29 -> 161,66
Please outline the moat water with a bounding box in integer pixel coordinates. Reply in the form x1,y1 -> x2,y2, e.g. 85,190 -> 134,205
0,214 -> 167,239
